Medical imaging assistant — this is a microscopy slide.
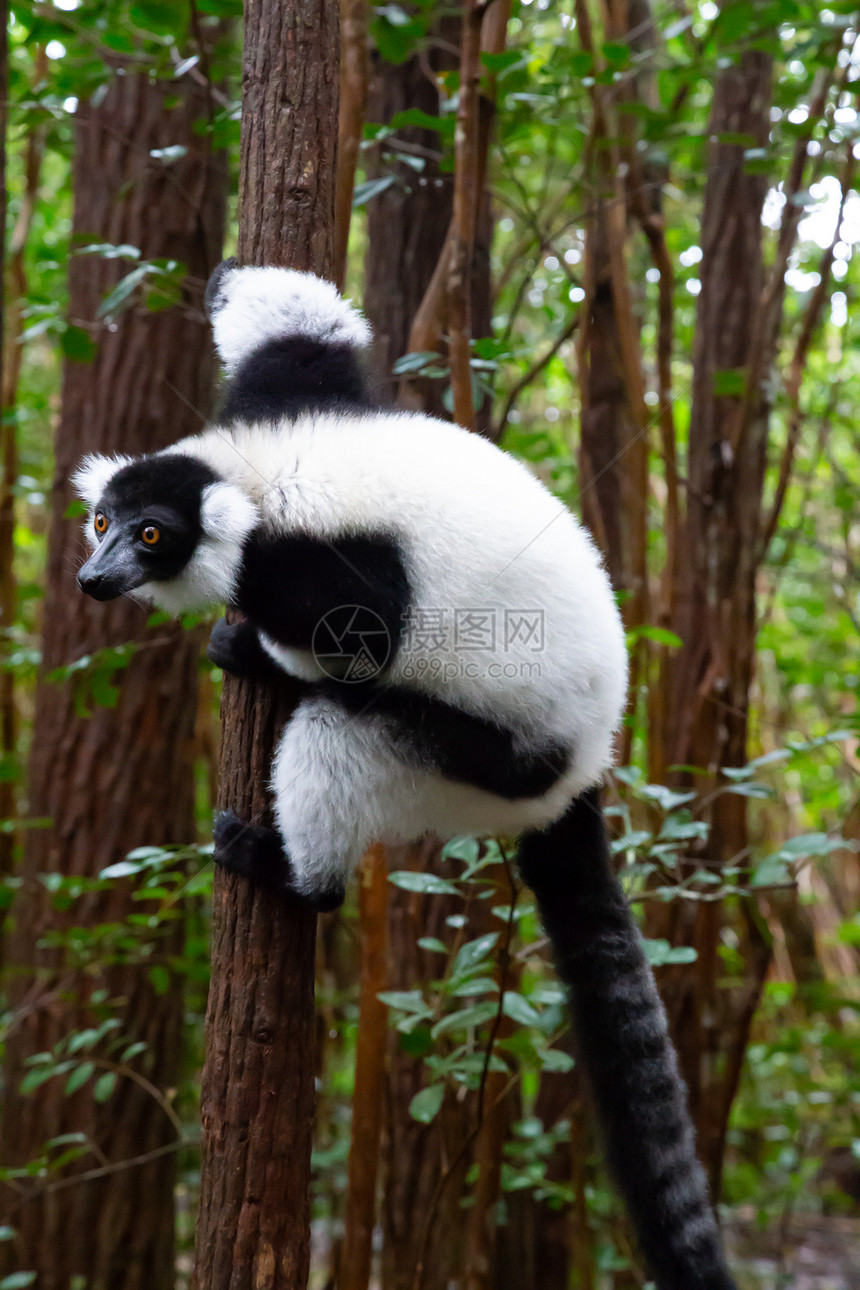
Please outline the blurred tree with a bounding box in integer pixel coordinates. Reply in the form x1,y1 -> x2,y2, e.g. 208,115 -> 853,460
0,59 -> 226,1288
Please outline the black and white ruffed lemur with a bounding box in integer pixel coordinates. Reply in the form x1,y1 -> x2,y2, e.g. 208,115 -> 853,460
73,259 -> 737,1290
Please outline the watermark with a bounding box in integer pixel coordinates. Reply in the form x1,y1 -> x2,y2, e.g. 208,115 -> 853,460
312,605 -> 546,683
311,605 -> 393,682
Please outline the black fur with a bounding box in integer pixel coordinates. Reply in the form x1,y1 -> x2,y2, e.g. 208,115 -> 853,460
103,452 -> 219,519
213,809 -> 345,912
235,530 -> 411,663
220,338 -> 375,424
329,679 -> 569,799
206,617 -> 285,683
518,791 -> 737,1290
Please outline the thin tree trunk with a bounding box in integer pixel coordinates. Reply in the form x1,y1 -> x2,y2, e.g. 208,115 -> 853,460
340,844 -> 389,1290
0,64 -> 225,1290
334,0 -> 369,289
654,46 -> 775,1196
191,2 -> 340,1287
0,4 -> 10,891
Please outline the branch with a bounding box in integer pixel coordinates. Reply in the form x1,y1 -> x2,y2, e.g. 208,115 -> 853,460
759,149 -> 855,556
493,313 -> 579,438
334,0 -> 369,289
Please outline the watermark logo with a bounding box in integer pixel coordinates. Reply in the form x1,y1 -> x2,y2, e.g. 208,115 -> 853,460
311,605 -> 392,682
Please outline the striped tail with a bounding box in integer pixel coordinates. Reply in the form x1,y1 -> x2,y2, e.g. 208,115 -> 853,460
204,259 -> 374,423
517,789 -> 737,1290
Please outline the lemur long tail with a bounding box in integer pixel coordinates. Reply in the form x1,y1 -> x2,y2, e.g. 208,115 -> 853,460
204,258 -> 374,422
517,789 -> 737,1290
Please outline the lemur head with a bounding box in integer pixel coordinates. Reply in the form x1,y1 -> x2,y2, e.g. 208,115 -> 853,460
74,451 -> 258,613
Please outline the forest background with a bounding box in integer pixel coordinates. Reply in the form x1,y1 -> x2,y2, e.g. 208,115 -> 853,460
0,0 -> 857,1287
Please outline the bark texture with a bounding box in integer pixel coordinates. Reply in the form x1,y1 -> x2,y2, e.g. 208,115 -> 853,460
656,49 -> 775,1192
0,68 -> 225,1289
192,1 -> 340,1287
340,845 -> 389,1290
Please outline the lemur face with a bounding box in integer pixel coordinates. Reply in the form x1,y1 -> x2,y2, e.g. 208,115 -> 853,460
77,454 -> 217,601
75,452 -> 258,612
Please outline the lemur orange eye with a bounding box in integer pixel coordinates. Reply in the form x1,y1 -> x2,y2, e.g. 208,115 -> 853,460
141,526 -> 160,546
94,512 -> 108,535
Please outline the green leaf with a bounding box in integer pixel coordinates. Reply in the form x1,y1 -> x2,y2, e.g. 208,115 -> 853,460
378,990 -> 429,1013
61,325 -> 96,364
100,860 -> 144,880
65,1063 -> 95,1095
481,50 -> 521,73
93,1072 -> 117,1103
392,350 -> 440,375
0,1229 -> 15,1243
19,1066 -> 57,1095
1,1274 -> 37,1289
352,174 -> 397,207
97,266 -> 150,320
432,1001 -> 498,1037
627,624 -> 683,649
451,932 -> 498,977
642,937 -> 698,966
409,1083 -> 444,1124
148,965 -> 170,995
750,855 -> 793,889
502,991 -> 541,1027
388,871 -> 461,897
541,1048 -> 575,1073
638,784 -> 696,811
417,937 -> 448,954
451,977 -> 499,997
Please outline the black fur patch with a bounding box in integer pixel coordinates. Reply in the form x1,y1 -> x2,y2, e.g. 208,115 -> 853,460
517,793 -> 737,1290
235,530 -> 411,664
101,452 -> 220,517
327,681 -> 569,800
219,338 -> 376,424
213,809 -> 345,911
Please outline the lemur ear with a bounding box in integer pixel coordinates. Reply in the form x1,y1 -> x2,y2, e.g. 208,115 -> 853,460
72,453 -> 133,509
200,480 -> 259,543
204,257 -> 239,321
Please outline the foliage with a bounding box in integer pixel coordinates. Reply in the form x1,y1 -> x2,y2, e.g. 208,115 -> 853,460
0,0 -> 859,1285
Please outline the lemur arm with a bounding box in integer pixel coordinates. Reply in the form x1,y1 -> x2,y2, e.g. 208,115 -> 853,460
234,530 -> 410,654
206,617 -> 284,682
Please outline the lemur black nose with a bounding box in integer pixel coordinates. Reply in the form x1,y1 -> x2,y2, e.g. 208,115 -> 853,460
77,568 -> 106,597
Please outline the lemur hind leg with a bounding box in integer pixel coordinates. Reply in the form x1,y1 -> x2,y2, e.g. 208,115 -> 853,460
213,809 -> 346,912
269,693 -> 401,906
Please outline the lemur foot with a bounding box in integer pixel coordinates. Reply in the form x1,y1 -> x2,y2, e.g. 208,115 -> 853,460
213,809 -> 345,912
206,618 -> 282,682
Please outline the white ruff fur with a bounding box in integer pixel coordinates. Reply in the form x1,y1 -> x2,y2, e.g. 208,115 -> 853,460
74,454 -> 133,543
139,480 -> 258,613
210,266 -> 371,375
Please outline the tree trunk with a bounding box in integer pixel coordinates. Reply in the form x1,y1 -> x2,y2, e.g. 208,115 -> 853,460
655,47 -> 775,1195
0,65 -> 225,1290
191,2 -> 340,1287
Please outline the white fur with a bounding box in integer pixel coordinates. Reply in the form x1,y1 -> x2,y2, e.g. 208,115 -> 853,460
271,695 -> 574,896
73,454 -> 134,528
80,397 -> 628,879
210,266 -> 371,375
173,411 -> 629,795
138,481 -> 259,613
